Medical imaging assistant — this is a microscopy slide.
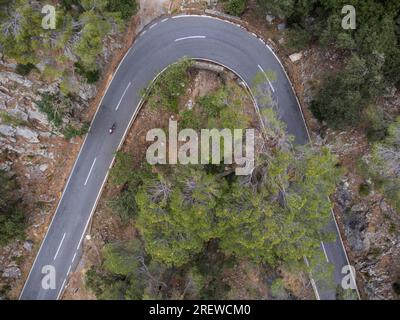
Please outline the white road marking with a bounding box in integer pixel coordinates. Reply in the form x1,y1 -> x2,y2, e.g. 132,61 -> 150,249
53,233 -> 66,261
172,15 -> 187,19
72,252 -> 77,264
115,82 -> 132,111
161,18 -> 168,23
321,241 -> 329,262
304,256 -> 321,300
149,23 -> 157,29
174,35 -> 206,42
310,278 -> 321,300
57,278 -> 67,300
67,265 -> 72,276
84,158 -> 97,186
257,64 -> 275,93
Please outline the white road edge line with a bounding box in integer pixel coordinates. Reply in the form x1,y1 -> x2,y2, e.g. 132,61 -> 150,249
149,23 -> 157,29
67,265 -> 72,276
115,82 -> 132,111
84,158 -> 97,186
53,233 -> 66,261
161,18 -> 168,22
310,279 -> 321,300
257,64 -> 275,93
57,278 -> 67,300
304,256 -> 321,300
72,252 -> 77,264
321,241 -> 329,262
174,35 -> 206,42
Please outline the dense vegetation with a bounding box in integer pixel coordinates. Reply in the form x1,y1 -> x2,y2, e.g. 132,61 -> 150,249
224,0 -> 247,16
86,60 -> 341,299
0,169 -> 25,246
258,0 -> 400,129
364,117 -> 400,211
0,0 -> 139,141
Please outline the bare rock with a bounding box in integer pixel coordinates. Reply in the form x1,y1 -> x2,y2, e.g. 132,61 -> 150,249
8,106 -> 28,122
16,127 -> 40,143
23,240 -> 34,252
2,266 -> 21,279
0,124 -> 16,137
37,82 -> 59,95
0,72 -> 33,88
289,52 -> 303,63
28,103 -> 49,126
39,164 -> 48,172
77,83 -> 97,101
266,14 -> 275,24
277,23 -> 286,31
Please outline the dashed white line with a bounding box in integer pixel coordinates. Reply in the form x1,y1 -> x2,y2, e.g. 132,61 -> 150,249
84,158 -> 96,186
174,35 -> 206,42
257,64 -> 275,93
53,233 -> 66,261
115,82 -> 132,111
149,23 -> 157,29
321,241 -> 330,262
161,18 -> 168,23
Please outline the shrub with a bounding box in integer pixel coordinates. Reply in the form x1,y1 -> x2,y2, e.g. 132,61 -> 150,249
15,63 -> 36,76
225,0 -> 246,16
0,111 -> 26,127
42,65 -> 62,82
393,282 -> 400,295
286,24 -> 311,50
74,62 -> 101,84
146,58 -> 192,113
36,94 -> 65,128
107,186 -> 138,223
0,170 -> 26,246
310,55 -> 384,129
63,122 -> 89,140
107,0 -> 139,21
358,183 -> 371,197
363,105 -> 387,142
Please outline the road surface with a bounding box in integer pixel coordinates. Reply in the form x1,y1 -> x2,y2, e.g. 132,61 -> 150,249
20,14 -> 358,300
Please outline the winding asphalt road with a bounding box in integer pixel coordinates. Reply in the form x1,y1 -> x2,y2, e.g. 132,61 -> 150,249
20,14 -> 359,300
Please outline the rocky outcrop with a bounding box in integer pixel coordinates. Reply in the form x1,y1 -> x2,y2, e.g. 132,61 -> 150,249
335,179 -> 400,300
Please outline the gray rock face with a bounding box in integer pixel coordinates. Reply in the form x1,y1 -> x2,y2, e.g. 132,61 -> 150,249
23,240 -> 34,252
289,52 -> 303,63
39,164 -> 48,172
2,266 -> 21,279
266,14 -> 275,24
77,83 -> 97,101
28,103 -> 49,126
0,90 -> 12,109
0,72 -> 33,88
16,127 -> 40,143
0,124 -> 16,137
8,107 -> 28,122
37,82 -> 59,95
277,23 -> 287,31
